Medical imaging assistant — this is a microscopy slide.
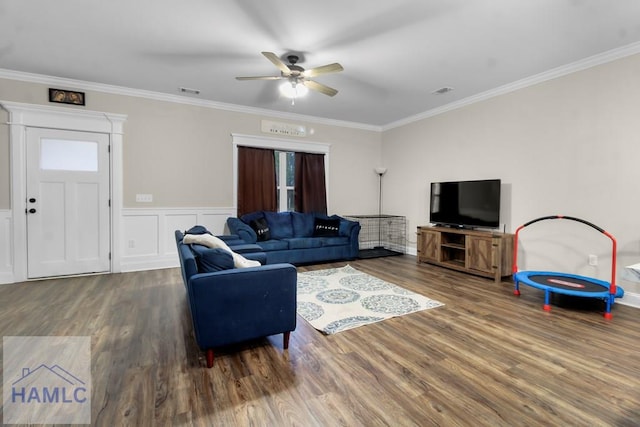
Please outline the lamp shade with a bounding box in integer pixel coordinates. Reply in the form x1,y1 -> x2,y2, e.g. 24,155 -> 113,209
374,167 -> 387,175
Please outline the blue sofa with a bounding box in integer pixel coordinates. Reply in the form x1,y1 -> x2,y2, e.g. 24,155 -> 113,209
226,211 -> 361,265
175,230 -> 297,368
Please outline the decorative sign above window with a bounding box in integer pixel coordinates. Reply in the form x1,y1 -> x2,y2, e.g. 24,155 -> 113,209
49,88 -> 85,106
261,120 -> 307,137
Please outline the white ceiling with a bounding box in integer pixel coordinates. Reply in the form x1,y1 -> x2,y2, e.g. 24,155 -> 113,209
2,0 -> 640,128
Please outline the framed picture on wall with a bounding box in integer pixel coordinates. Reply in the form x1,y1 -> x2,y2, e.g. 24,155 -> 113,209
49,88 -> 85,106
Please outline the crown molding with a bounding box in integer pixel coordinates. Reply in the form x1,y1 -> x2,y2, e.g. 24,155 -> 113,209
0,68 -> 381,133
2,40 -> 639,134
382,41 -> 640,131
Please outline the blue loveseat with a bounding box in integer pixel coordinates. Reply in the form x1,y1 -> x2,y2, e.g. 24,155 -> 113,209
175,230 -> 297,368
227,211 -> 361,265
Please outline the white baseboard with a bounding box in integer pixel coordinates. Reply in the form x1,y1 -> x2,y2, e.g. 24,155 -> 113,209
118,254 -> 180,272
618,292 -> 640,309
0,272 -> 15,285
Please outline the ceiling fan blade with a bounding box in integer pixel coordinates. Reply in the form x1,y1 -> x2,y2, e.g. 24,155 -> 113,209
235,76 -> 282,80
303,80 -> 339,97
303,63 -> 344,78
262,51 -> 291,74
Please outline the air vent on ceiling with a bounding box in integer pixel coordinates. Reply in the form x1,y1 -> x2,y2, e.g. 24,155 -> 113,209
179,87 -> 201,95
432,87 -> 454,95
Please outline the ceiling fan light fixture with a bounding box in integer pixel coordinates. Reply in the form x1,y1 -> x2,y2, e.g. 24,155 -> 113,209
237,51 -> 342,102
279,81 -> 308,99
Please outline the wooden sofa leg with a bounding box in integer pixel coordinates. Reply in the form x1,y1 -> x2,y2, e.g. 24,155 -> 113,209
206,349 -> 214,368
283,331 -> 291,349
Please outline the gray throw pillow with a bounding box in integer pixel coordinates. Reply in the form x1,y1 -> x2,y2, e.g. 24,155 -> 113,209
190,245 -> 235,272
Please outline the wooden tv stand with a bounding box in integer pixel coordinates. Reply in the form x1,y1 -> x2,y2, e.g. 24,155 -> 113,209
417,226 -> 514,282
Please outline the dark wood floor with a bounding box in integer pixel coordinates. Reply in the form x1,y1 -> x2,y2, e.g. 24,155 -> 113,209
1,255 -> 639,426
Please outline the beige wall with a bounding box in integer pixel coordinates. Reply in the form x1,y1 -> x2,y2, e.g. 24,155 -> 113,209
382,53 -> 640,293
0,78 -> 382,214
2,53 -> 639,296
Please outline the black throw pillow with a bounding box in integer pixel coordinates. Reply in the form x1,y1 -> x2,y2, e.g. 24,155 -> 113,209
313,218 -> 340,237
184,225 -> 212,235
250,218 -> 271,241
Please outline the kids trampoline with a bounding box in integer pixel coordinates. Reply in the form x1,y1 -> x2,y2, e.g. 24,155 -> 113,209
512,215 -> 624,319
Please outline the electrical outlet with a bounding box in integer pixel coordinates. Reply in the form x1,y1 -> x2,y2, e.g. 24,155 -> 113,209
128,240 -> 135,248
588,254 -> 598,266
135,194 -> 153,203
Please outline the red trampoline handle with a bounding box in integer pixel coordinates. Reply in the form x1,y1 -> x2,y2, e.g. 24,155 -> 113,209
512,215 -> 617,295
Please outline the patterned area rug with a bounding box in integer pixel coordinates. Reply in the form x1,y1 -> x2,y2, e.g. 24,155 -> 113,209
296,265 -> 444,334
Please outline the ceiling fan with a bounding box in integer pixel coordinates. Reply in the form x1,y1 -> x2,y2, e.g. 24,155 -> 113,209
236,52 -> 343,99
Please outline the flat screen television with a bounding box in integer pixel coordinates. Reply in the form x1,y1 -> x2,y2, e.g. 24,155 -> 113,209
429,179 -> 501,229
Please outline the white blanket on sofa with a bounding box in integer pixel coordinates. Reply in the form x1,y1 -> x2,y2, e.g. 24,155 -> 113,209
183,234 -> 261,268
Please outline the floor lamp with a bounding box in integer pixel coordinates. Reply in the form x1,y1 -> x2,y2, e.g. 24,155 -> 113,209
374,167 -> 387,248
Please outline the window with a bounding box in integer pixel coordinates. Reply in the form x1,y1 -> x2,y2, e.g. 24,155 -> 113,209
232,133 -> 331,216
40,138 -> 98,171
275,151 -> 295,212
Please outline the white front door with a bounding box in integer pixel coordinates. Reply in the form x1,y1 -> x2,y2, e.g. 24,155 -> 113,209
26,128 -> 111,279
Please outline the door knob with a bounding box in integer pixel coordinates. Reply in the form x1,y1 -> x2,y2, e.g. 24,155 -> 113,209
28,208 -> 36,214
29,198 -> 36,203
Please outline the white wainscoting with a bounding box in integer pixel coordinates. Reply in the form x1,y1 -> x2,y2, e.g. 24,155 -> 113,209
0,210 -> 13,284
120,207 -> 236,272
4,206 -> 640,310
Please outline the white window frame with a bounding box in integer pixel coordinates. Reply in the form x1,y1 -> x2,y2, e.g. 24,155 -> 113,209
275,151 -> 295,212
231,133 -> 330,216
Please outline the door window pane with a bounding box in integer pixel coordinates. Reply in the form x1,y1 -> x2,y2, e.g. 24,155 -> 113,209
41,139 -> 98,171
